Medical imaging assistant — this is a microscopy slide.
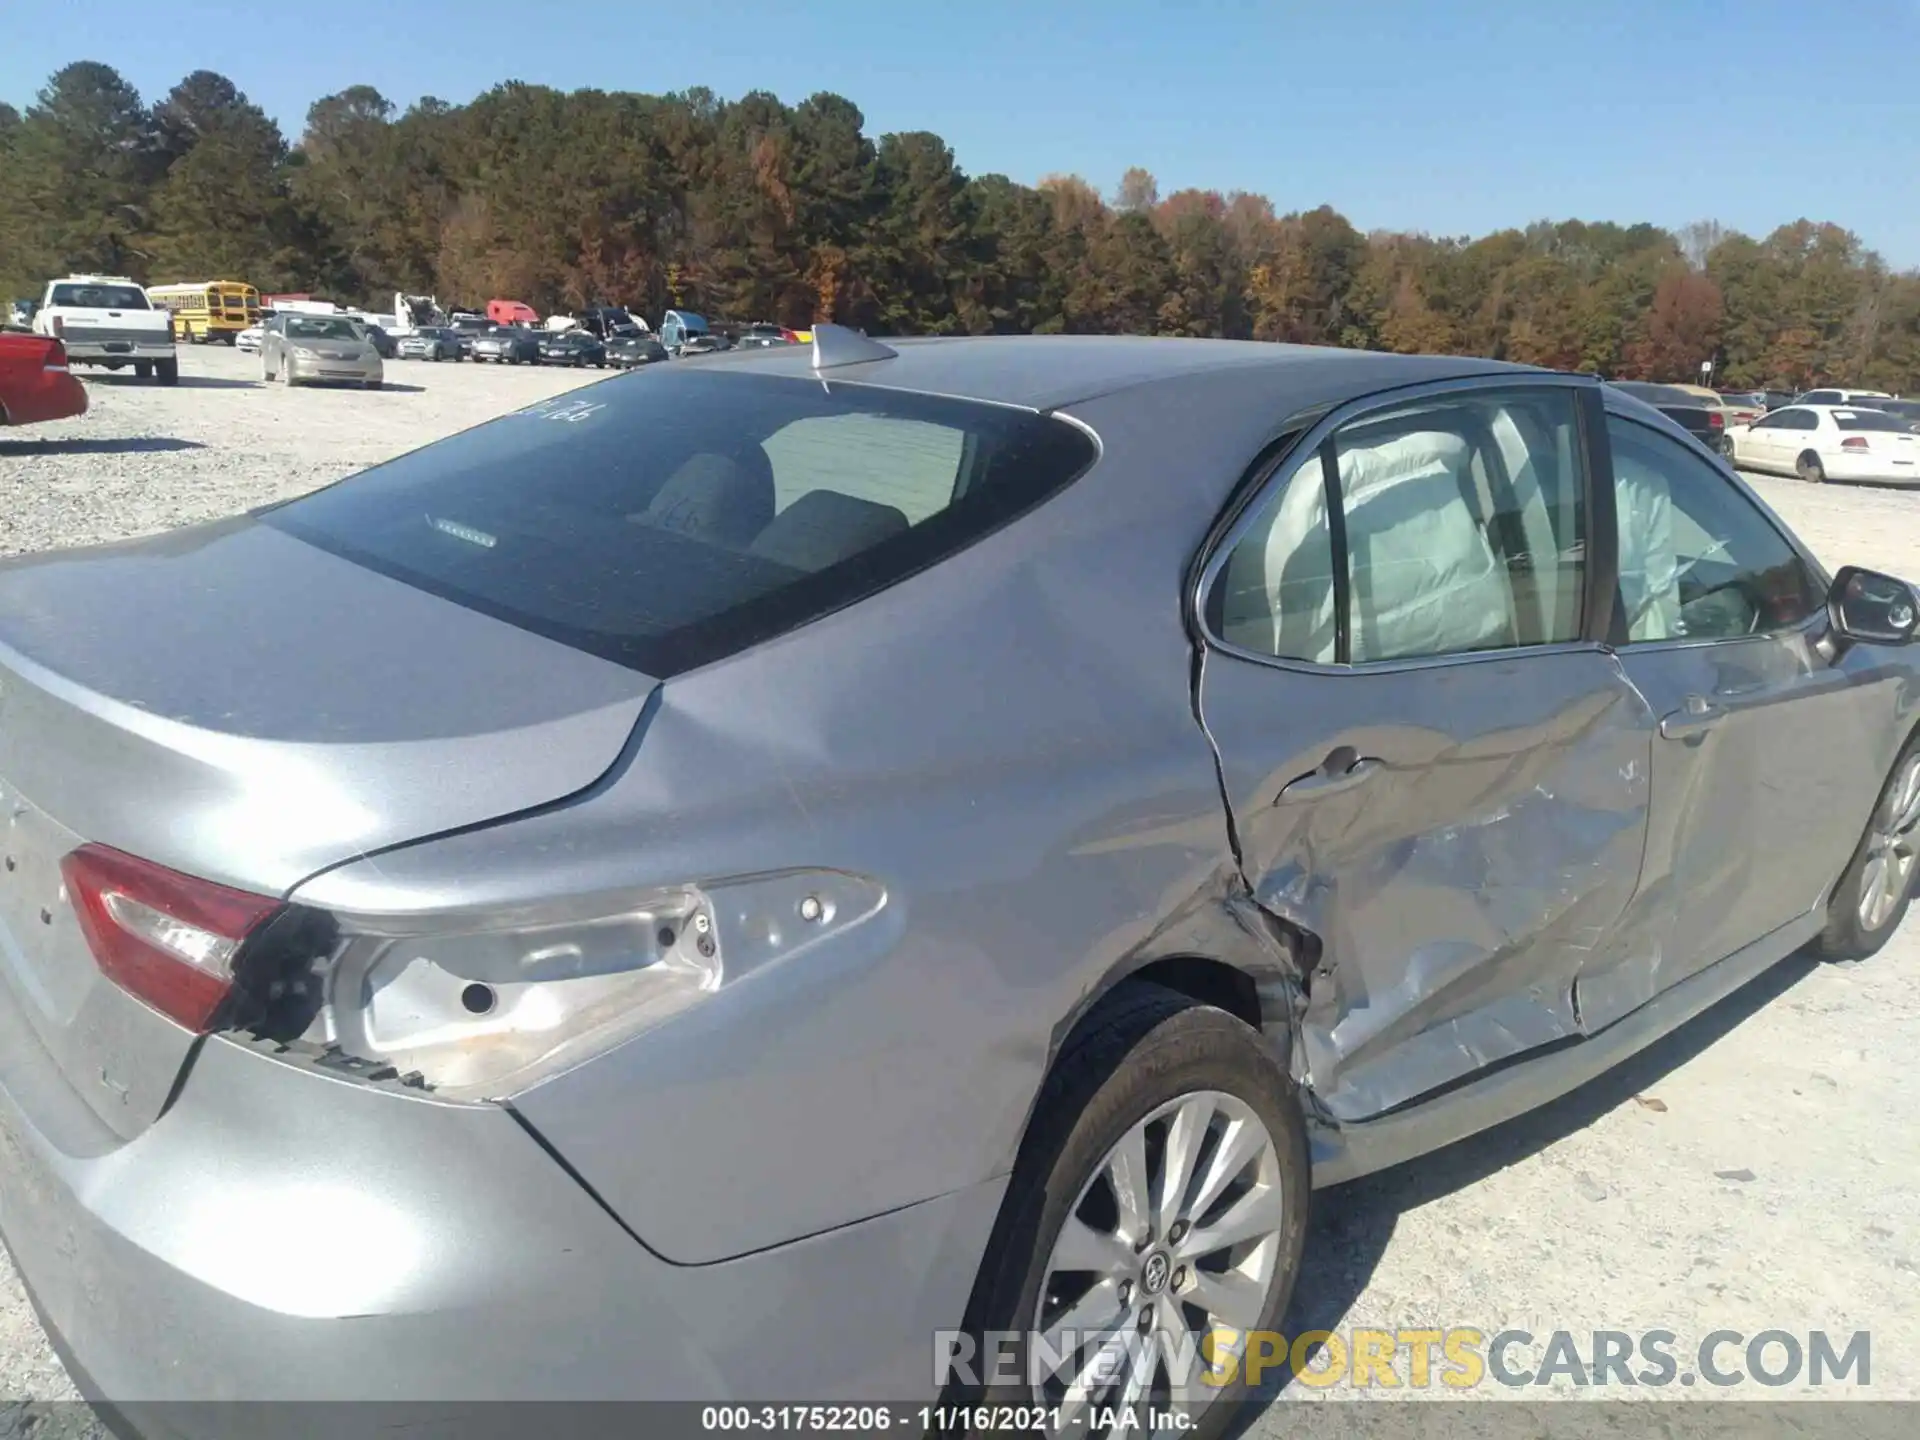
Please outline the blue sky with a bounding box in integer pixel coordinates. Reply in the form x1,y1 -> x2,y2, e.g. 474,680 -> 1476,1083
8,0 -> 1919,266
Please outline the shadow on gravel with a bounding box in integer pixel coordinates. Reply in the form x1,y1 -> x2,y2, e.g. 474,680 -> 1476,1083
0,436 -> 204,456
1221,949 -> 1824,1425
83,374 -> 259,390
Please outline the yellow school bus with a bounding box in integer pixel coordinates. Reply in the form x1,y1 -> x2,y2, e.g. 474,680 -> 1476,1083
146,281 -> 260,343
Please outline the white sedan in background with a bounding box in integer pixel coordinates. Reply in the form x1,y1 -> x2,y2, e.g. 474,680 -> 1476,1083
235,324 -> 264,353
1727,404 -> 1920,486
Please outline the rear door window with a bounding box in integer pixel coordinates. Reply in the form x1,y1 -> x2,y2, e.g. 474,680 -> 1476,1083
264,370 -> 1096,676
1208,386 -> 1588,664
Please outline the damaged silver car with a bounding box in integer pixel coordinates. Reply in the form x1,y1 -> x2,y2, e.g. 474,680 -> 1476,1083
0,328 -> 1916,1436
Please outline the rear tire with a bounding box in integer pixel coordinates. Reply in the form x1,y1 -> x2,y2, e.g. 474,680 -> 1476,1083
1798,451 -> 1826,484
1811,733 -> 1920,961
951,983 -> 1309,1438
156,357 -> 178,386
134,361 -> 153,380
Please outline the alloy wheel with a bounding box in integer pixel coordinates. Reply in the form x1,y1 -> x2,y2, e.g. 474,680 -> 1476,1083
1861,755 -> 1920,931
1032,1089 -> 1287,1434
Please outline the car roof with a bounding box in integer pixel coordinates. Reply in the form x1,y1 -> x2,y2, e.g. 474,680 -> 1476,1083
690,334 -> 1538,411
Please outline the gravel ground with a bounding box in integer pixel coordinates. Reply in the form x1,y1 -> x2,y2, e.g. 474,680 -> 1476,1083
0,347 -> 1916,1428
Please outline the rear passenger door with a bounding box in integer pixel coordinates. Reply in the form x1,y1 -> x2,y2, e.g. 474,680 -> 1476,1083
1196,380 -> 1657,1121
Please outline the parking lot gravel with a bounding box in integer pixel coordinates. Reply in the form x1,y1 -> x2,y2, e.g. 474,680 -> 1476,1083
0,346 -> 1916,1427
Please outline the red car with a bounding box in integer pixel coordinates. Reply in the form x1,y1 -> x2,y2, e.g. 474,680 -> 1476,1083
0,332 -> 88,426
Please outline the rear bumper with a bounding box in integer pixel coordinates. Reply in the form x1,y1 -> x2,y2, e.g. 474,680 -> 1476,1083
286,354 -> 381,384
0,986 -> 1001,1421
0,371 -> 87,425
1824,453 -> 1920,486
63,342 -> 173,365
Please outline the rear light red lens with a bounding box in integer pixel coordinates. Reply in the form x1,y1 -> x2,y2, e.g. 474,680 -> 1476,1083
1842,437 -> 1870,451
1708,412 -> 1725,429
50,315 -> 64,338
61,845 -> 282,1032
42,339 -> 68,372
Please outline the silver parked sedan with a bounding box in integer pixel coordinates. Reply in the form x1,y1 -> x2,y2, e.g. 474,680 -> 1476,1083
260,313 -> 384,388
1,330 -> 1917,1435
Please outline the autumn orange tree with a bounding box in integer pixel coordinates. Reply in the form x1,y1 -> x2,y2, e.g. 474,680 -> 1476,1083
4,61 -> 1917,393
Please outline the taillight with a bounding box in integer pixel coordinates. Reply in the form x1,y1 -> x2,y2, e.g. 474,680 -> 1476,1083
1842,437 -> 1870,451
61,845 -> 282,1031
49,315 -> 64,338
1708,411 -> 1725,429
42,339 -> 68,373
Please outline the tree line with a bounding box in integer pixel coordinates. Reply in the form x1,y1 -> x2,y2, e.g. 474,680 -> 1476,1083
3,61 -> 1916,392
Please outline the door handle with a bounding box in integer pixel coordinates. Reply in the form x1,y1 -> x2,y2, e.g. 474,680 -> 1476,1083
1278,747 -> 1384,801
1659,694 -> 1725,742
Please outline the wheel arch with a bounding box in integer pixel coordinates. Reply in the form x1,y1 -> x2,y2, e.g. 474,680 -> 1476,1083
1019,897 -> 1318,1177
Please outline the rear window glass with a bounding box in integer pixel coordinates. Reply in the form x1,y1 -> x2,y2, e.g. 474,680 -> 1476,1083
1834,410 -> 1909,432
263,369 -> 1097,676
49,283 -> 148,309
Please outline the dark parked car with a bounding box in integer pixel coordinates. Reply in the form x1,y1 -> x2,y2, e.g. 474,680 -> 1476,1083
573,305 -> 640,341
536,330 -> 607,368
607,333 -> 669,368
471,326 -> 541,365
736,323 -> 800,350
0,327 -> 1916,1428
1861,398 -> 1920,433
357,323 -> 396,359
1607,381 -> 1725,453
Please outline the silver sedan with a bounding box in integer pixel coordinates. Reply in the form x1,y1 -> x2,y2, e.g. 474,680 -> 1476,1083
0,329 -> 1915,1435
260,313 -> 384,388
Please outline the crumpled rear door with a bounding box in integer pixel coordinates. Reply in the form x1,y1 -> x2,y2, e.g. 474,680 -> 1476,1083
1201,649 -> 1654,1120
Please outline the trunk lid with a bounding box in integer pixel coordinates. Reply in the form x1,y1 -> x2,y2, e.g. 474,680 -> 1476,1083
0,519 -> 656,1136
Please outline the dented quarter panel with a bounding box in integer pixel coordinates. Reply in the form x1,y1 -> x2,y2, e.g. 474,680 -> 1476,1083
288,361 -> 1524,1264
1197,647 -> 1656,1121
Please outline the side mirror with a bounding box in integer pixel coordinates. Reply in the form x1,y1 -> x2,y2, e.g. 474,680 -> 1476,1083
1828,566 -> 1919,646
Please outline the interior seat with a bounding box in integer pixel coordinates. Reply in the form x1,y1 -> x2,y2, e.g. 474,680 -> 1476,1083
749,491 -> 910,572
635,451 -> 776,548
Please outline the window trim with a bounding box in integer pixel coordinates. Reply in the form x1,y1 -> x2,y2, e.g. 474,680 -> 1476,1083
1193,372 -> 1612,678
1599,412 -> 1831,655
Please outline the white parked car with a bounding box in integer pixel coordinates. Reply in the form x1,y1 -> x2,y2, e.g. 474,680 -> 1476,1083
1795,387 -> 1894,406
235,325 -> 264,352
1726,404 -> 1920,486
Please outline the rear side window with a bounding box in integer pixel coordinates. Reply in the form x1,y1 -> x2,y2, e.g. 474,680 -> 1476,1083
1833,410 -> 1907,432
265,370 -> 1096,676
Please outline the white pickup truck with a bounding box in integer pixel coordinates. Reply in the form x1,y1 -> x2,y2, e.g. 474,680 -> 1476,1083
32,275 -> 177,384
